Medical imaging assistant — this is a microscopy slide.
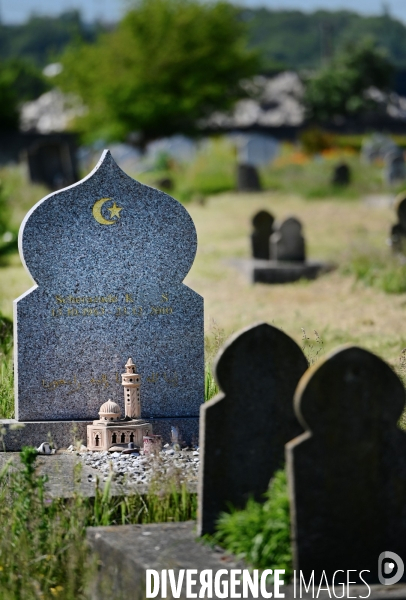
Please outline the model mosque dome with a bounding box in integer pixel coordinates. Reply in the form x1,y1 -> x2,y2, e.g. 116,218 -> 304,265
99,399 -> 121,421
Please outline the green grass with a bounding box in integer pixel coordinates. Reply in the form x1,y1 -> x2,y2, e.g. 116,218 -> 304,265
132,137 -> 404,204
342,248 -> 406,294
214,469 -> 292,580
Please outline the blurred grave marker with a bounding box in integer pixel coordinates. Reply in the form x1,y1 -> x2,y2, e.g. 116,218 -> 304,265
271,217 -> 306,262
385,148 -> 406,185
331,162 -> 351,186
389,192 -> 406,253
251,210 -> 275,259
26,138 -> 79,190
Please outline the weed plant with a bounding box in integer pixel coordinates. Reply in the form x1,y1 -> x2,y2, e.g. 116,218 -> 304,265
301,328 -> 325,365
214,469 -> 292,580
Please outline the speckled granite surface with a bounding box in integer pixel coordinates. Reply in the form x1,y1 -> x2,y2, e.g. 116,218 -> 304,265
14,151 -> 204,423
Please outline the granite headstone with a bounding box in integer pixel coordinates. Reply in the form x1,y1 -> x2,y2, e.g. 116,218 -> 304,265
270,217 -> 306,262
237,164 -> 261,192
26,138 -> 79,190
286,345 -> 406,583
198,322 -> 308,535
384,148 -> 406,185
251,210 -> 275,259
14,150 -> 203,444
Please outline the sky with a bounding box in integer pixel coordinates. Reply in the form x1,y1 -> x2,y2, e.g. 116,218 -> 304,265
1,0 -> 406,25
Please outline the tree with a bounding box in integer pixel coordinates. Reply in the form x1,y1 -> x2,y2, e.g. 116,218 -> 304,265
58,0 -> 258,142
304,38 -> 394,121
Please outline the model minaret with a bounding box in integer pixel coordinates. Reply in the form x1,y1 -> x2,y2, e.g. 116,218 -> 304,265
122,358 -> 141,418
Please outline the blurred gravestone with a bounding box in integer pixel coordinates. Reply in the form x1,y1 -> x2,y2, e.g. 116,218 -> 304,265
270,217 -> 305,262
251,210 -> 275,259
198,322 -> 308,535
389,192 -> 406,253
331,162 -> 351,186
287,346 -> 406,583
361,134 -> 397,164
26,139 -> 79,190
235,133 -> 279,167
385,148 -> 406,186
237,164 -> 261,192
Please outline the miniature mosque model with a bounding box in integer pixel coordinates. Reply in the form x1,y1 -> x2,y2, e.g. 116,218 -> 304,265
87,358 -> 152,451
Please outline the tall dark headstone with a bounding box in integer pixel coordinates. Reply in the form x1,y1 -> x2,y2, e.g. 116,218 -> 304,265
385,148 -> 406,186
198,322 -> 308,535
331,162 -> 351,186
251,210 -> 275,259
237,164 -> 261,192
287,346 -> 406,583
26,138 -> 79,190
270,217 -> 306,262
390,192 -> 406,254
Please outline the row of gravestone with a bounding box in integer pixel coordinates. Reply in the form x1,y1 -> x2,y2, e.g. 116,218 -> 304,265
198,323 -> 406,583
251,210 -> 305,262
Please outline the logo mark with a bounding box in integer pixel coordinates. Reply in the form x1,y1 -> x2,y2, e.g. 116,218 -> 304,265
378,551 -> 404,585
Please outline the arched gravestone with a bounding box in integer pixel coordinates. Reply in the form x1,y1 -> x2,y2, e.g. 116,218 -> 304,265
287,346 -> 406,583
331,162 -> 351,186
251,210 -> 275,259
14,151 -> 203,441
198,322 -> 308,535
390,192 -> 406,254
270,217 -> 306,262
385,147 -> 406,186
237,164 -> 261,192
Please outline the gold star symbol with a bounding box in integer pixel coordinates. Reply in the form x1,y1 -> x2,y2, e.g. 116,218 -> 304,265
107,202 -> 123,219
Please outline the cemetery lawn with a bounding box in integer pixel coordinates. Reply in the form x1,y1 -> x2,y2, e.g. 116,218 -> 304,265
184,190 -> 406,374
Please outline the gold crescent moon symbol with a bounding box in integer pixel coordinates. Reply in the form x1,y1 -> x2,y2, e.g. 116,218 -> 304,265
92,197 -> 117,226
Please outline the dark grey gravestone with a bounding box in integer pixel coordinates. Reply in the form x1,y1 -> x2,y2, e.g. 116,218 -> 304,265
251,210 -> 275,259
26,138 -> 79,190
390,193 -> 406,254
286,345 -> 406,584
198,322 -> 308,536
12,150 -> 203,446
237,164 -> 261,192
331,162 -> 351,186
270,217 -> 306,262
385,148 -> 406,185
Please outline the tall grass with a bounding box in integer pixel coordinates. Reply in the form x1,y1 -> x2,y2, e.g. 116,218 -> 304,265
0,313 -> 13,419
0,446 -> 197,600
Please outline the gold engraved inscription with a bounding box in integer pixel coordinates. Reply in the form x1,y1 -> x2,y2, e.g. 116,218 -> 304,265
41,370 -> 180,392
146,371 -> 179,387
51,293 -> 173,318
42,375 -> 81,395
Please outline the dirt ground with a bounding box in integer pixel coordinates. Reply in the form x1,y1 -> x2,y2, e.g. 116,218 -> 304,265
1,189 -> 404,367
